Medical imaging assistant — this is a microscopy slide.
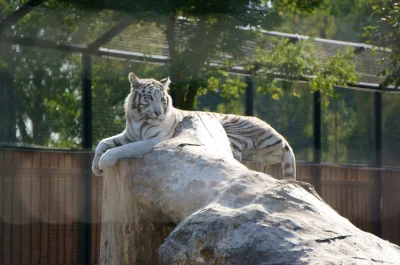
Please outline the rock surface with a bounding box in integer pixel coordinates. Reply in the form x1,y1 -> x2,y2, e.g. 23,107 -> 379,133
105,113 -> 400,264
131,113 -> 245,223
159,175 -> 400,264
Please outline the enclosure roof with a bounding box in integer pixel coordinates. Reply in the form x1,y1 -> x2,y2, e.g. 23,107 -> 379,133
0,1 -> 394,91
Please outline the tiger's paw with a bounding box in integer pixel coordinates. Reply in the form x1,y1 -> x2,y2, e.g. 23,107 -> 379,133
99,149 -> 119,170
92,155 -> 104,176
92,163 -> 103,176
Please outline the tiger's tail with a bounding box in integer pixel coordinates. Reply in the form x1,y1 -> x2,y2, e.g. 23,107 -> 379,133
282,143 -> 296,180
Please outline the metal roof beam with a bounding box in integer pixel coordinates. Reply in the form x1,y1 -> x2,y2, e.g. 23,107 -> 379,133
0,36 -> 168,63
1,35 -> 397,92
1,36 -> 88,53
288,37 -> 300,44
0,0 -> 46,33
87,16 -> 132,51
354,46 -> 366,54
238,26 -> 391,53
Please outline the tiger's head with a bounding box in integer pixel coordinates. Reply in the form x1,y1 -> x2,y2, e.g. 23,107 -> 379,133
125,72 -> 172,122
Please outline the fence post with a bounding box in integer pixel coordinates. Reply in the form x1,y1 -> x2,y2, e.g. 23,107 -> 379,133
82,53 -> 93,265
373,91 -> 382,238
245,65 -> 260,117
313,90 -> 322,194
0,42 -> 16,144
245,74 -> 254,116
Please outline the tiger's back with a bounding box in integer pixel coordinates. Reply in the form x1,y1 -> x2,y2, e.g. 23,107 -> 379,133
178,110 -> 296,180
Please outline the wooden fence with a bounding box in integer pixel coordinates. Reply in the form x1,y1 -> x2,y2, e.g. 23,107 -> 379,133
0,149 -> 399,265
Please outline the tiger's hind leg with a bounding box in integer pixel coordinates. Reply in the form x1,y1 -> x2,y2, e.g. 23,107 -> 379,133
282,144 -> 296,180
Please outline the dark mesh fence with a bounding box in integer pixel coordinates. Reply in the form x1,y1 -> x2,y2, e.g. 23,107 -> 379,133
1,50 -> 400,168
196,91 -> 246,116
91,56 -> 168,147
91,56 -> 130,147
382,92 -> 400,168
321,87 -> 375,165
0,46 -> 83,149
254,83 -> 314,162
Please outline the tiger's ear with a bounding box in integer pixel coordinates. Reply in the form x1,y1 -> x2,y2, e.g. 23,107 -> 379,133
129,72 -> 141,89
160,77 -> 171,91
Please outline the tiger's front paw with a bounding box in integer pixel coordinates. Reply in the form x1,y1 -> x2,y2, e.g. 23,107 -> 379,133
92,154 -> 104,176
99,149 -> 119,170
92,163 -> 103,176
92,141 -> 109,176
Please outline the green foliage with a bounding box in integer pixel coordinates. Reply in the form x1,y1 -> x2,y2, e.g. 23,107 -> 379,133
215,100 -> 245,115
61,0 -> 322,27
363,0 -> 400,88
203,74 -> 247,100
321,89 -> 375,164
56,0 -> 325,110
254,38 -> 358,99
2,0 -> 371,152
13,48 -> 82,148
278,0 -> 374,42
0,58 -> 7,70
310,47 -> 359,97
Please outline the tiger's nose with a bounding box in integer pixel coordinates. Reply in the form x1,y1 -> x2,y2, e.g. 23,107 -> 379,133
154,111 -> 161,117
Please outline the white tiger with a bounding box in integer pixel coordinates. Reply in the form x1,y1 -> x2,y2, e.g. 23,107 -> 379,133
92,73 -> 296,180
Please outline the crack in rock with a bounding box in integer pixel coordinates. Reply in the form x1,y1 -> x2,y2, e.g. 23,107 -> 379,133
178,143 -> 202,148
371,258 -> 394,264
315,235 -> 352,243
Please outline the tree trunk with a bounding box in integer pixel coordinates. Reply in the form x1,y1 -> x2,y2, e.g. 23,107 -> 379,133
164,16 -> 210,110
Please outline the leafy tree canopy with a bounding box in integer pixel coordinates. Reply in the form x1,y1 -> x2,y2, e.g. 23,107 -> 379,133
363,0 -> 400,88
0,0 -> 365,150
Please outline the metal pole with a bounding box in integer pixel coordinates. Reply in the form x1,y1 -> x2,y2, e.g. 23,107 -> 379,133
245,74 -> 254,116
313,90 -> 322,194
82,54 -> 93,150
81,54 -> 92,265
373,91 -> 382,238
0,42 -> 16,144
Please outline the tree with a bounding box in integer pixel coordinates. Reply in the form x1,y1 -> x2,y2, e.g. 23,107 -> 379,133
63,0 -> 352,110
277,0 -> 375,42
1,0 -> 362,149
363,0 -> 400,88
4,0 -> 114,147
2,0 -> 163,148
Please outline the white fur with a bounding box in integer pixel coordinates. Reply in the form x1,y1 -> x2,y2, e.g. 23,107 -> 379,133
92,74 -> 183,176
93,73 -> 296,180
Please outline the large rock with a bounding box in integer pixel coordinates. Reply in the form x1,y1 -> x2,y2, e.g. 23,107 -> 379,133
101,113 -> 400,265
131,113 -> 246,223
159,174 -> 400,264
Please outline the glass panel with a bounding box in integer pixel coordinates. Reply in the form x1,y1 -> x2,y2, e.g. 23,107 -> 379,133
382,92 -> 400,168
254,83 -> 314,162
321,87 -> 375,165
0,45 -> 82,149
